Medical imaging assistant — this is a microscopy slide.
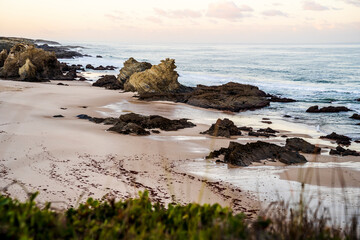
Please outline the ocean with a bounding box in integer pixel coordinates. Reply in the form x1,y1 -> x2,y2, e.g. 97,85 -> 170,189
60,42 -> 360,140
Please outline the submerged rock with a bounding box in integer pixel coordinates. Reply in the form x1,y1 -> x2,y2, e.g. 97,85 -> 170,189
320,132 -> 351,146
306,105 -> 351,113
207,141 -> 307,166
117,57 -> 152,85
329,146 -> 360,156
201,118 -> 242,138
350,114 -> 360,120
124,58 -> 181,93
285,138 -> 321,154
93,75 -> 123,90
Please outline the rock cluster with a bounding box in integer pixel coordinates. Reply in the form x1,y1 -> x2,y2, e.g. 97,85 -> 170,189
201,118 -> 242,138
117,57 -> 152,85
285,138 -> 321,154
207,141 -> 307,166
93,75 -> 123,90
306,106 -> 351,113
0,44 -> 62,81
124,58 -> 181,93
330,146 -> 360,156
86,64 -> 117,70
77,113 -> 196,136
320,132 -> 351,146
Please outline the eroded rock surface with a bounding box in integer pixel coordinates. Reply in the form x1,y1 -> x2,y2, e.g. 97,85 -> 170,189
207,141 -> 307,166
201,118 -> 241,138
117,57 -> 152,85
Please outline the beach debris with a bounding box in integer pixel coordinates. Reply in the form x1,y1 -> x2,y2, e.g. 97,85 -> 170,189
207,141 -> 307,166
93,75 -> 123,90
124,58 -> 181,93
117,57 -> 152,85
53,115 -> 64,118
285,137 -> 321,154
329,146 -> 360,156
306,105 -> 351,113
350,114 -> 360,120
200,118 -> 241,138
320,132 -> 351,146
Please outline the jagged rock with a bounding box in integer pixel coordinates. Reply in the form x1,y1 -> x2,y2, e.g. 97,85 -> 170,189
320,132 -> 351,146
350,114 -> 360,120
329,146 -> 360,156
0,44 -> 62,81
201,118 -> 241,138
117,57 -> 152,84
207,141 -> 307,166
0,49 -> 7,68
108,122 -> 150,136
248,131 -> 275,138
18,58 -> 37,81
125,58 -> 180,93
306,105 -> 351,113
257,127 -> 279,134
285,138 -> 321,154
93,75 -> 123,90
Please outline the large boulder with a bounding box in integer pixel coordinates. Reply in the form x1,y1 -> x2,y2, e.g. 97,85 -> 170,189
93,75 -> 123,90
285,138 -> 321,154
207,141 -> 307,166
0,43 -> 62,81
117,57 -> 152,85
201,118 -> 241,138
124,58 -> 181,93
0,49 -> 7,68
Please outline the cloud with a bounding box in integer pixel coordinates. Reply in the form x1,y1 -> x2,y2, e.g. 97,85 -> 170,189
105,11 -> 124,22
341,0 -> 360,7
206,1 -> 253,21
303,1 -> 329,11
154,8 -> 202,18
262,10 -> 288,17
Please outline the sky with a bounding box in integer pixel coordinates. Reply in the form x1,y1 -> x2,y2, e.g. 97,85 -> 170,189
0,0 -> 360,43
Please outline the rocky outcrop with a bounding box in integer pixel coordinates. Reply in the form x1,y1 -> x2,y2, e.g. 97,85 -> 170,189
37,44 -> 84,59
350,114 -> 360,120
93,75 -> 123,90
320,132 -> 351,146
329,146 -> 360,156
306,106 -> 351,113
207,141 -> 307,166
285,138 -> 321,154
201,118 -> 241,138
108,122 -> 150,136
0,49 -> 7,68
0,44 -> 62,81
268,95 -> 296,102
124,58 -> 181,93
248,131 -> 275,138
117,57 -> 152,85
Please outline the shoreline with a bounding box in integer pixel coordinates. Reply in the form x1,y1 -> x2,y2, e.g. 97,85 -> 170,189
0,79 -> 359,218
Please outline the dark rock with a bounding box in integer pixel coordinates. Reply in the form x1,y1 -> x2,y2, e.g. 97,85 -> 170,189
257,127 -> 279,134
117,57 -> 152,84
0,49 -> 7,68
357,98 -> 360,102
283,115 -> 291,118
89,117 -> 106,124
77,114 -> 92,120
306,105 -> 351,113
330,146 -> 360,156
108,122 -> 150,136
96,55 -> 103,58
151,130 -> 160,134
91,65 -> 117,71
285,138 -> 321,154
93,75 -> 123,90
60,63 -> 84,72
207,141 -> 307,166
320,132 -> 351,146
53,115 -> 64,118
86,64 -> 95,70
248,131 -> 275,138
36,44 -> 83,59
57,83 -> 68,86
79,76 -> 87,81
57,69 -> 77,80
60,107 -> 67,110
268,95 -> 296,102
355,140 -> 360,143
238,126 -> 253,131
281,135 -> 288,138
350,114 -> 360,120
200,118 -> 241,138
261,121 -> 272,124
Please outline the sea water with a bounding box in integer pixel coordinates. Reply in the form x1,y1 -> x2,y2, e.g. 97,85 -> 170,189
60,42 -> 360,140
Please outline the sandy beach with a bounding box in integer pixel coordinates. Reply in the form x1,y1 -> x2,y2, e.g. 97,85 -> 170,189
0,79 -> 359,218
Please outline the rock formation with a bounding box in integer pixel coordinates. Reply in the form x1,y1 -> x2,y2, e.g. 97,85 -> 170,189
93,75 -> 123,90
306,105 -> 351,113
0,43 -> 62,81
350,114 -> 360,120
0,49 -> 7,68
207,141 -> 307,166
320,132 -> 351,146
285,138 -> 321,154
117,57 -> 152,85
329,146 -> 360,156
124,58 -> 181,93
201,118 -> 242,138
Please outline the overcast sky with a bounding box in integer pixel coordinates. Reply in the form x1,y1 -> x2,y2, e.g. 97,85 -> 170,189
1,0 -> 359,43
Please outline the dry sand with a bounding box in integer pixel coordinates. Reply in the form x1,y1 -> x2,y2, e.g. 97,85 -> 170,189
0,79 -> 359,216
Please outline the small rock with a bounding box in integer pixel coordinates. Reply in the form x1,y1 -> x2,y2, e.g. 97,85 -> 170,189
257,127 -> 279,134
283,115 -> 291,118
151,130 -> 160,134
93,75 -> 123,90
350,114 -> 360,120
306,105 -> 351,113
261,121 -> 272,124
53,115 -> 64,118
77,114 -> 92,120
96,55 -> 103,58
86,64 -> 95,69
320,132 -> 351,146
238,126 -> 253,131
249,131 -> 275,138
201,118 -> 241,138
57,82 -> 68,86
330,146 -> 360,156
